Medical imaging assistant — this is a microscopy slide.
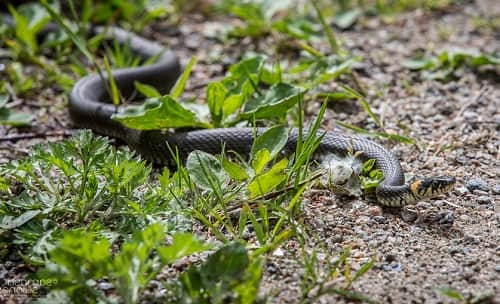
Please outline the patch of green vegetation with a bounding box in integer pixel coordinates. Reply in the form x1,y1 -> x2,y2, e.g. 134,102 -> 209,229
403,49 -> 500,80
300,246 -> 377,304
114,55 -> 308,129
437,286 -> 496,304
0,94 -> 33,126
1,123 -> 377,302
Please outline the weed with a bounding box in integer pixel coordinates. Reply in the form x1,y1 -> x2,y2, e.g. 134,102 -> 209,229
403,49 -> 500,80
0,94 -> 33,126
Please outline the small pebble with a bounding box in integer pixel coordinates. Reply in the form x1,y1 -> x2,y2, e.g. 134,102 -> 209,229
492,185 -> 500,195
373,215 -> 387,224
449,247 -> 463,255
495,266 -> 500,273
366,205 -> 383,216
477,195 -> 492,204
401,209 -> 418,222
466,178 -> 490,192
473,190 -> 489,196
437,211 -> 455,226
273,248 -> 284,257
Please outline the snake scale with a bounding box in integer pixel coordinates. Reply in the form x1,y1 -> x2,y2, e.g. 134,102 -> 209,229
3,16 -> 456,207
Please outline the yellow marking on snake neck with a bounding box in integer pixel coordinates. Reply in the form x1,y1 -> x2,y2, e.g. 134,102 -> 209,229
410,180 -> 422,195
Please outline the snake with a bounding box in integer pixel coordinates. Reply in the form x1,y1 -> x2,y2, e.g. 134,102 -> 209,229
2,15 -> 455,207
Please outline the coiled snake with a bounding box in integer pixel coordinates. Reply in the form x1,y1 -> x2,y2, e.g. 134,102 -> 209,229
3,17 -> 456,207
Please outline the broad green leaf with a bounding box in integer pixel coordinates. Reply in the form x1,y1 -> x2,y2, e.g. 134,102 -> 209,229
206,81 -> 227,126
0,94 -> 9,108
334,8 -> 361,29
251,148 -> 270,175
134,81 -> 161,98
0,108 -> 33,126
112,224 -> 165,304
222,158 -> 249,181
248,158 -> 288,198
201,242 -> 249,281
251,126 -> 288,161
158,233 -> 211,264
112,96 -> 208,130
186,150 -> 228,191
18,2 -> 51,34
0,210 -> 41,229
170,56 -> 196,99
222,94 -> 245,119
241,83 -> 307,120
178,242 -> 261,303
228,55 -> 265,80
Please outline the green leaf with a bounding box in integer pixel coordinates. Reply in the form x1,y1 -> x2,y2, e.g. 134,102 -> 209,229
18,2 -> 51,34
334,8 -> 361,29
206,81 -> 227,126
251,149 -> 271,175
402,58 -> 435,70
248,158 -> 288,198
170,56 -> 196,99
228,55 -> 265,80
318,91 -> 356,101
337,121 -> 414,144
340,84 -> 380,126
438,286 -> 465,301
241,83 -> 307,120
272,17 -> 318,40
186,150 -> 228,192
0,108 -> 33,126
0,94 -> 8,108
134,81 -> 161,98
352,260 -> 374,281
311,0 -> 339,53
8,5 -> 37,52
251,126 -> 288,161
112,223 -> 165,304
112,96 -> 208,130
362,159 -> 376,174
222,158 -> 249,181
0,210 -> 41,229
178,242 -> 261,303
158,233 -> 211,264
103,56 -> 120,105
222,94 -> 245,119
200,242 -> 249,282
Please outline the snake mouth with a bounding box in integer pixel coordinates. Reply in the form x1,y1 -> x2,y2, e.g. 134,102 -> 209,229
411,176 -> 456,199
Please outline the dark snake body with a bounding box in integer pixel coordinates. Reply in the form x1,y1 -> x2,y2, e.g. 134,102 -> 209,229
2,15 -> 455,207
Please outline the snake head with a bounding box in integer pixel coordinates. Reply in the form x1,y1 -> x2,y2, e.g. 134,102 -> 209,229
411,176 -> 456,199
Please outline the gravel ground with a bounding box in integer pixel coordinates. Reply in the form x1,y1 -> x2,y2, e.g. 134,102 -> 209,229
1,2 -> 499,303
